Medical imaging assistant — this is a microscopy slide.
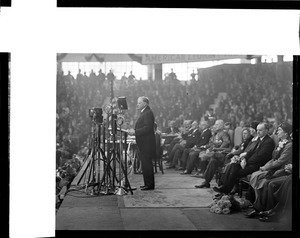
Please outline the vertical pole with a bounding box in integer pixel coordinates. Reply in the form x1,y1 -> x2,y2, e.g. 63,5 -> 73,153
97,124 -> 101,193
119,128 -> 122,187
110,76 -> 115,188
124,132 -> 128,180
112,117 -> 116,188
106,114 -> 110,192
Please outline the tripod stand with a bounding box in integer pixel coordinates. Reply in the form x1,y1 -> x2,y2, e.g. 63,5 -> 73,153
114,126 -> 134,195
98,115 -> 133,195
75,120 -> 105,195
76,77 -> 134,196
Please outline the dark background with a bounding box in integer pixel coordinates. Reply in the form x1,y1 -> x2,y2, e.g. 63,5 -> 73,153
0,0 -> 11,6
56,0 -> 300,9
0,53 -> 9,238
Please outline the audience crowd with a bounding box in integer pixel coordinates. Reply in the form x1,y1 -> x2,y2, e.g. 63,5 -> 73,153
56,62 -> 292,162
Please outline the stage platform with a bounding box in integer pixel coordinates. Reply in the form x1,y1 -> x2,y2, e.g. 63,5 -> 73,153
56,163 -> 291,232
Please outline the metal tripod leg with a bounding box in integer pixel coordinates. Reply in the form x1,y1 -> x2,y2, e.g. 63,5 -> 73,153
76,154 -> 93,186
99,149 -> 120,195
115,150 -> 134,195
99,151 -> 114,195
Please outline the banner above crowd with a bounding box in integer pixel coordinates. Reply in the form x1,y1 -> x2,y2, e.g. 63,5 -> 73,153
57,53 -> 257,64
141,54 -> 249,65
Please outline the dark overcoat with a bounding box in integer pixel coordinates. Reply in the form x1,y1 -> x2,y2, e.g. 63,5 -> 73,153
135,106 -> 156,159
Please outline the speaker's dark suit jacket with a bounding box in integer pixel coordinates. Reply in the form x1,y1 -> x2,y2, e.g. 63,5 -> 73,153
135,106 -> 156,188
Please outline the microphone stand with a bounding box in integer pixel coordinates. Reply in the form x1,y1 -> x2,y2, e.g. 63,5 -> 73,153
115,123 -> 127,196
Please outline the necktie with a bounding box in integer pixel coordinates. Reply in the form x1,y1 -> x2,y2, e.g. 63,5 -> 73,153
256,138 -> 262,149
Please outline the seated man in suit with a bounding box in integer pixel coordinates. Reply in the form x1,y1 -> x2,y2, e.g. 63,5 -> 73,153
179,120 -> 212,174
164,120 -> 180,134
194,131 -> 231,187
212,122 -> 276,194
195,126 -> 253,189
196,119 -> 230,176
164,120 -> 192,164
166,121 -> 201,169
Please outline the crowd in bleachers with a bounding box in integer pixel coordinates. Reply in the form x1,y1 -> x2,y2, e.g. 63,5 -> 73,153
56,62 -> 292,160
208,63 -> 293,127
56,61 -> 293,220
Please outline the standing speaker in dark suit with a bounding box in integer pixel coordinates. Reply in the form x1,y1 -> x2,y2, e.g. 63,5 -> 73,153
128,96 -> 156,190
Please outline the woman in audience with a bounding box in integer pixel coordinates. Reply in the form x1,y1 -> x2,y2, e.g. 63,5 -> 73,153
258,171 -> 292,225
245,122 -> 292,218
243,164 -> 292,226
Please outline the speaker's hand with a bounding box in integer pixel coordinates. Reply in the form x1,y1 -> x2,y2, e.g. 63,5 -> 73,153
128,129 -> 135,136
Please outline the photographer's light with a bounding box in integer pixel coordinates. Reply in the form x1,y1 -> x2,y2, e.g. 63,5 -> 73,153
117,97 -> 128,110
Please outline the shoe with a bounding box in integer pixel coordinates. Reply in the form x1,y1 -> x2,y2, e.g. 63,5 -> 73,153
166,166 -> 175,169
178,167 -> 185,171
191,173 -> 204,178
140,185 -> 146,188
180,172 -> 190,175
214,193 -> 222,199
258,210 -> 275,218
245,209 -> 259,218
180,170 -> 189,175
213,186 -> 225,193
141,186 -> 154,191
259,214 -> 278,222
229,188 -> 239,195
190,172 -> 200,177
195,182 -> 210,188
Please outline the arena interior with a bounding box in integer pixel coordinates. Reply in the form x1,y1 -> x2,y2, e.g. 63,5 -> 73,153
55,53 -> 297,233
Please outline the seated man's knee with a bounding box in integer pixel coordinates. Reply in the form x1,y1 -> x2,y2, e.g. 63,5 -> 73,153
202,154 -> 211,162
209,158 -> 218,165
268,180 -> 279,190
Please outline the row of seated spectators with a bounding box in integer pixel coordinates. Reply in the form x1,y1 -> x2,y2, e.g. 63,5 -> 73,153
162,117 -> 292,226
